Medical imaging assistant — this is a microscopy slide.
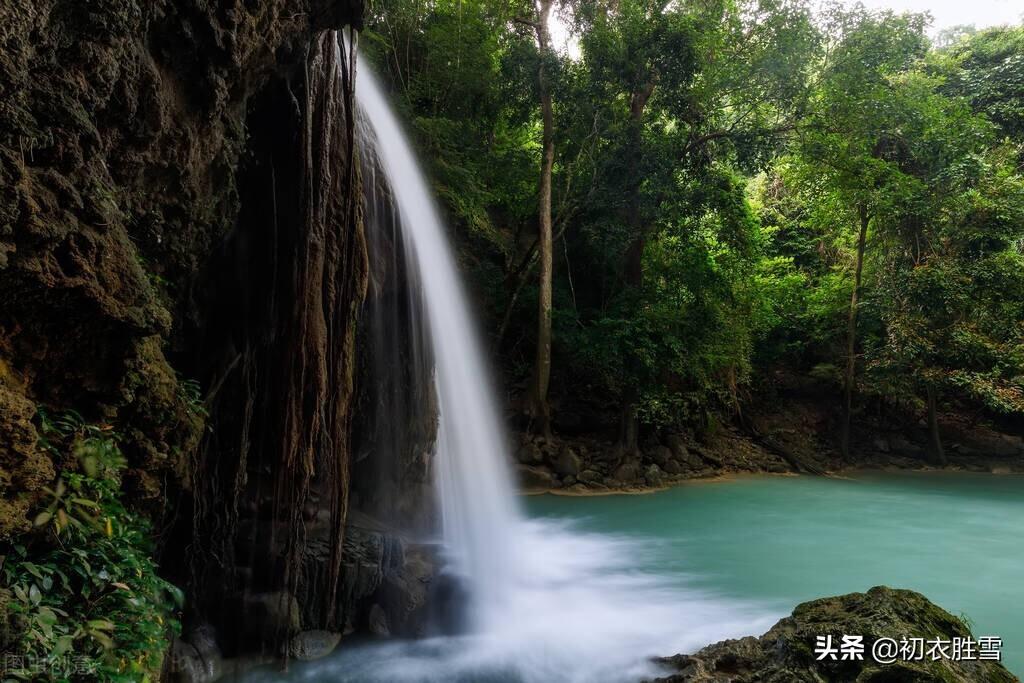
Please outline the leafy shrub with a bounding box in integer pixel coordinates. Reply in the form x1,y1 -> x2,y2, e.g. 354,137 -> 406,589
1,411 -> 182,682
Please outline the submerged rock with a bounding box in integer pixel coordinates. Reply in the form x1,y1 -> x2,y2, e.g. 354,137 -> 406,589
653,586 -> 1017,682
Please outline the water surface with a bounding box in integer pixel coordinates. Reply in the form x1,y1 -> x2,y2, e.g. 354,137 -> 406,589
527,471 -> 1024,674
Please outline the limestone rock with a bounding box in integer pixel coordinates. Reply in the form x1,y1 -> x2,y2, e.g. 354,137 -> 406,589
644,464 -> 664,488
662,460 -> 684,476
165,639 -> 207,683
647,445 -> 673,468
517,441 -> 544,464
891,435 -> 923,456
612,460 -> 642,482
368,603 -> 390,636
289,630 -> 342,661
665,435 -> 690,460
653,586 -> 1016,682
553,447 -> 582,477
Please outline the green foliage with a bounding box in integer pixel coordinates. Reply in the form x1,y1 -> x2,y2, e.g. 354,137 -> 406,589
2,411 -> 182,682
368,0 -> 1024,429
942,26 -> 1024,142
175,375 -> 208,423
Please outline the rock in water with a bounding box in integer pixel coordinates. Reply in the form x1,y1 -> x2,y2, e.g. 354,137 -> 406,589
289,630 -> 342,661
653,586 -> 1018,682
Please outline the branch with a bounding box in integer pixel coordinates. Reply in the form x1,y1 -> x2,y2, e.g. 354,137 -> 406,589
512,16 -> 540,29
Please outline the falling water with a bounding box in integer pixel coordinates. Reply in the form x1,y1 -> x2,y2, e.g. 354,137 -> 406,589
255,37 -> 776,682
353,46 -> 522,632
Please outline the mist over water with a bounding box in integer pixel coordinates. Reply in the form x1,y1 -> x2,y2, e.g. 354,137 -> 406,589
248,518 -> 772,682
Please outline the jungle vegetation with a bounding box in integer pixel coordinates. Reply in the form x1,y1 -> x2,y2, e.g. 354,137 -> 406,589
361,0 -> 1024,453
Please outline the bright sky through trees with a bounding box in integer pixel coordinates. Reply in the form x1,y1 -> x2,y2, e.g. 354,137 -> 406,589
549,0 -> 1023,55
854,0 -> 1022,31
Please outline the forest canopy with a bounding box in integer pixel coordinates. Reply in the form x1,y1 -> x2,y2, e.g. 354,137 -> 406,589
360,0 -> 1024,450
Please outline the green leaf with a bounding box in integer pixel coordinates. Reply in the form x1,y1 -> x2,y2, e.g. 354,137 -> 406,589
88,629 -> 114,649
53,634 -> 73,657
166,583 -> 185,609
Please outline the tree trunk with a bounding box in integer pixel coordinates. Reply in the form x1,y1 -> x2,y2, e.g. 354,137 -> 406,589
618,80 -> 656,451
926,384 -> 946,465
526,0 -> 555,436
840,205 -> 869,459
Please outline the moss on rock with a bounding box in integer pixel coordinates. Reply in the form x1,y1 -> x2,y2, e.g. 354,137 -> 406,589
656,587 -> 1018,682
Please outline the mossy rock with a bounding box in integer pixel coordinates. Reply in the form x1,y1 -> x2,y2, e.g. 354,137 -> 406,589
655,587 -> 1018,682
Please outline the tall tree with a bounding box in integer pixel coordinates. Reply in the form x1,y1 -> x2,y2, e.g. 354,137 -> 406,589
518,0 -> 557,435
788,7 -> 929,457
841,204 -> 869,458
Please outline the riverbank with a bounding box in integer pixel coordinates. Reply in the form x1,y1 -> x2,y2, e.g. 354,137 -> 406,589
515,371 -> 1024,495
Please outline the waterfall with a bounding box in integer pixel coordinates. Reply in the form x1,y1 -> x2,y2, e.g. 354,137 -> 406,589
352,42 -> 521,631
303,35 -> 772,683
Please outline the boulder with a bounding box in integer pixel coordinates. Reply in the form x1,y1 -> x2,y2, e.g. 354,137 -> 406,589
647,445 -> 673,468
873,437 -> 891,453
517,441 -> 544,464
612,461 -> 642,482
165,638 -> 209,683
185,623 -> 221,679
644,464 -> 664,488
665,434 -> 690,460
891,435 -> 923,456
961,432 -> 1024,458
289,630 -> 342,661
577,469 -> 603,485
516,464 -> 556,491
653,586 -> 1016,682
662,460 -> 684,476
553,447 -> 582,477
368,603 -> 389,636
666,435 -> 705,468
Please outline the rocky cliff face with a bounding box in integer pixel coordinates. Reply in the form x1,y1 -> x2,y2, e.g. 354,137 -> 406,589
0,0 -> 436,665
0,0 -> 358,535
